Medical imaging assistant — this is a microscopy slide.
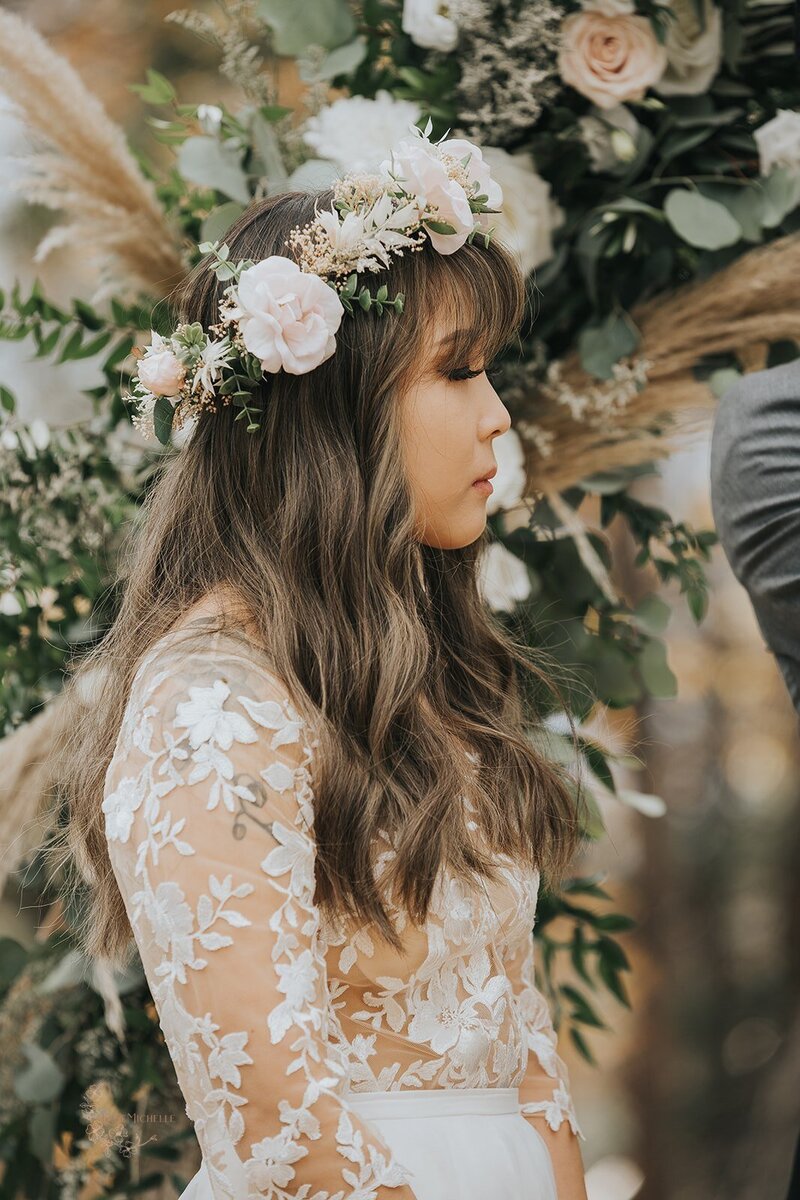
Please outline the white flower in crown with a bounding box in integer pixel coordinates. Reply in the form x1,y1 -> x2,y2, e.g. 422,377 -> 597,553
312,188 -> 425,276
191,335 -> 235,397
379,123 -> 503,254
137,331 -> 186,397
224,256 -> 345,375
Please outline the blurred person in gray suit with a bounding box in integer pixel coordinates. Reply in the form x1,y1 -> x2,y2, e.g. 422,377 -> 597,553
710,356 -> 800,1200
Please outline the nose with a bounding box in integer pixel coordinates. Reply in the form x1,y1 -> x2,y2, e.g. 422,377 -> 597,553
491,390 -> 512,437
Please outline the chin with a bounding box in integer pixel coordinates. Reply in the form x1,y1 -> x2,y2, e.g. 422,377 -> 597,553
422,515 -> 487,550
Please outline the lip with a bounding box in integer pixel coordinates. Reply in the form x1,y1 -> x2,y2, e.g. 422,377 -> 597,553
472,466 -> 497,484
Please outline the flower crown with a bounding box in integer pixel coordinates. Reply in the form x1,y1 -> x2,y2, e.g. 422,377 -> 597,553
126,119 -> 503,445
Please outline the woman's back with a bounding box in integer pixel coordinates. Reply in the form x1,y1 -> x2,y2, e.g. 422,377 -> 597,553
102,603 -> 580,1198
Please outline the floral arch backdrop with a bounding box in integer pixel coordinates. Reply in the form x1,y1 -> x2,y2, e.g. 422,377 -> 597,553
0,0 -> 799,1193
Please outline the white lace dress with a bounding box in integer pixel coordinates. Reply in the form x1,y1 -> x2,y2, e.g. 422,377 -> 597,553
102,625 -> 582,1200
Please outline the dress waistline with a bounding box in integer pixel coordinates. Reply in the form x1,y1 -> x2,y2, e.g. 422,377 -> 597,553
346,1086 -> 521,1120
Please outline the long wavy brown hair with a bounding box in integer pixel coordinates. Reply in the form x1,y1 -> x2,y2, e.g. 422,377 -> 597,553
49,188 -> 587,965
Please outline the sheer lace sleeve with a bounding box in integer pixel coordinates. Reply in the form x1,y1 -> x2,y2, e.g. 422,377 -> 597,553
506,925 -> 583,1140
102,636 -> 420,1200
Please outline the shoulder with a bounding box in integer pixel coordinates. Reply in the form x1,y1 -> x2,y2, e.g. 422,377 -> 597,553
109,628 -> 318,800
712,358 -> 800,466
104,630 -> 320,852
130,626 -> 303,729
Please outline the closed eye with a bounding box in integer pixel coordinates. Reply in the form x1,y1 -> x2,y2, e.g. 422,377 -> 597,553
446,366 -> 484,382
446,362 -> 504,384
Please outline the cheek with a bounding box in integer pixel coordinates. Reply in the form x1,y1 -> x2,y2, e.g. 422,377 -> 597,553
403,390 -> 471,495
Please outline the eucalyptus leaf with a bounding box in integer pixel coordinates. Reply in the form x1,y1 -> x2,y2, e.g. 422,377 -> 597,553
630,594 -> 671,635
14,1043 -> 65,1104
663,188 -> 742,249
257,0 -> 355,55
0,936 -> 26,988
285,158 -> 341,192
177,136 -> 250,205
696,182 -> 764,243
200,202 -> 246,246
299,35 -> 367,82
578,311 -> 640,381
638,637 -> 678,698
250,112 -> 289,190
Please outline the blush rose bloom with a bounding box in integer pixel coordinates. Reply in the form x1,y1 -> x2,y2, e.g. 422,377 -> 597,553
137,332 -> 186,396
230,256 -> 344,375
558,9 -> 668,110
380,135 -> 502,254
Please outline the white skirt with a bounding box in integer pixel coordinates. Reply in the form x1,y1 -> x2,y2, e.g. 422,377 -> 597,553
348,1086 -> 558,1200
180,1086 -> 558,1199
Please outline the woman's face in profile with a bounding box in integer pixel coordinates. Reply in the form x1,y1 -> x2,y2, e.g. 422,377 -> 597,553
400,320 -> 512,549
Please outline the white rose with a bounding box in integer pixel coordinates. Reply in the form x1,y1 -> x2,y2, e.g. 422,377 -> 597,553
652,0 -> 723,96
578,103 -> 641,172
558,9 -> 668,110
402,0 -> 459,51
480,147 -> 564,277
0,429 -> 17,450
382,134 -> 501,254
754,108 -> 800,176
303,90 -> 422,174
486,428 -> 527,516
230,256 -> 344,376
138,332 -> 186,397
478,542 -> 532,613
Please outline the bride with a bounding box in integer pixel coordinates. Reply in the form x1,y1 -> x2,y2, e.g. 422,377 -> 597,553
53,127 -> 589,1200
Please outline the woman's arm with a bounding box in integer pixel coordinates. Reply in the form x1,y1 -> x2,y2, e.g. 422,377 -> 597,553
505,929 -> 588,1199
103,637 -> 420,1200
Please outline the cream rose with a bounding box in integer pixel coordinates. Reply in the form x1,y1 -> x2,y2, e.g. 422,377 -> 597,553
382,134 -> 501,254
558,9 -> 668,110
137,332 -> 186,397
652,0 -> 723,96
230,257 -> 344,376
754,108 -> 800,176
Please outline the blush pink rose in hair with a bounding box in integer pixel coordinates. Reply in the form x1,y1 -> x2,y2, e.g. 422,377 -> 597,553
137,332 -> 186,396
381,134 -> 501,254
558,9 -> 668,110
231,256 -> 345,375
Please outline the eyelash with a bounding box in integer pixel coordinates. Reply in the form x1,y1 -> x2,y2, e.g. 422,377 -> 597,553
446,364 -> 502,383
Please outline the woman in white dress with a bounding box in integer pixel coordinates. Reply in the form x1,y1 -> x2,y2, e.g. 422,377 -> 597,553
55,131 -> 589,1199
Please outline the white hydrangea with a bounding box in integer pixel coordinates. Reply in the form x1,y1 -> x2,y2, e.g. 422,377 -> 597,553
302,90 -> 423,174
479,147 -> 564,277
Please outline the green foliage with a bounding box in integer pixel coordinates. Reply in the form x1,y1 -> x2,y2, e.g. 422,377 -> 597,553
0,929 -> 196,1198
536,874 -> 635,1066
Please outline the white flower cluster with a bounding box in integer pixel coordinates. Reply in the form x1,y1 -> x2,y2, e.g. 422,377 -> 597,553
126,119 -> 503,446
